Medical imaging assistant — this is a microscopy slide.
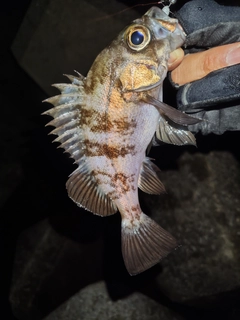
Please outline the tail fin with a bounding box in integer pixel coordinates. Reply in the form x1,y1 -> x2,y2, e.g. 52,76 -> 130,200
121,212 -> 178,275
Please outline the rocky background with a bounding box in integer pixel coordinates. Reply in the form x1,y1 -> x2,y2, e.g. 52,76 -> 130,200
1,1 -> 240,319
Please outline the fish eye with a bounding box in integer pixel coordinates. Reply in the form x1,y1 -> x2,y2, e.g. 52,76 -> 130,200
131,31 -> 144,45
126,25 -> 151,51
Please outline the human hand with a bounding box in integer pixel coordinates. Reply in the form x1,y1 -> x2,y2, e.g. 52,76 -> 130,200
167,0 -> 240,135
168,43 -> 240,85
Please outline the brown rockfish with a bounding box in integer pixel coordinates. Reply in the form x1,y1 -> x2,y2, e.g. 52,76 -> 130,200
43,7 -> 199,275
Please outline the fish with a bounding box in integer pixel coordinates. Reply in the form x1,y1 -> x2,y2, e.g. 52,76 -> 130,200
43,6 -> 200,275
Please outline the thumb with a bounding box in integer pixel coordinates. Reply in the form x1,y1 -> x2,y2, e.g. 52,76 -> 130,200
170,42 -> 240,86
168,48 -> 184,71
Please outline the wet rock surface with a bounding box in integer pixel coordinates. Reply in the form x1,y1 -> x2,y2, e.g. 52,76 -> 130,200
43,281 -> 184,320
142,151 -> 240,305
9,219 -> 104,320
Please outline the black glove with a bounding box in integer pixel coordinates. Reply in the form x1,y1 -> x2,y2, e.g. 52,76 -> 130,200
170,0 -> 240,135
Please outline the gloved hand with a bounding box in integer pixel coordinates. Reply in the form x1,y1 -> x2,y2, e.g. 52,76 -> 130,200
169,0 -> 240,135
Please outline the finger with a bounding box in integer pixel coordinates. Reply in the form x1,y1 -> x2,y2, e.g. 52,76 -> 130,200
171,42 -> 240,86
168,48 -> 184,71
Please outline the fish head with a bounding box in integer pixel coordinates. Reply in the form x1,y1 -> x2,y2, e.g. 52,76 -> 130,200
86,7 -> 185,95
110,6 -> 186,93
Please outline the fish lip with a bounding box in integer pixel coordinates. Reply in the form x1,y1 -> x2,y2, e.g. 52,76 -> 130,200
144,6 -> 169,20
144,6 -> 186,48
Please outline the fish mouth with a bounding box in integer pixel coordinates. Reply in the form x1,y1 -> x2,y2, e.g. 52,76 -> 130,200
145,6 -> 170,20
144,6 -> 186,47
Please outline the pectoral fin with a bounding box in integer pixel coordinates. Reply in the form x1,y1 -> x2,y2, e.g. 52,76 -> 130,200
143,95 -> 201,126
138,158 -> 165,194
156,117 -> 196,146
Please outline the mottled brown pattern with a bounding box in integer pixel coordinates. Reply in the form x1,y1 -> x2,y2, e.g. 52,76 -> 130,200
83,61 -> 106,94
79,108 -> 95,126
80,106 -> 137,135
83,48 -> 118,95
127,206 -> 141,226
80,109 -> 114,132
91,169 -> 111,178
90,114 -> 137,135
107,190 -> 120,200
131,205 -> 141,220
111,173 -> 135,193
91,53 -> 111,84
91,169 -> 136,196
114,118 -> 137,133
90,113 -> 114,132
84,139 -> 136,159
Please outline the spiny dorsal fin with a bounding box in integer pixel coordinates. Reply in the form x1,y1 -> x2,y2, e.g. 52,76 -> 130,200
156,116 -> 196,146
64,72 -> 85,85
138,157 -> 166,194
42,74 -> 86,165
121,212 -> 178,275
43,92 -> 84,107
51,83 -> 82,94
66,165 -> 117,216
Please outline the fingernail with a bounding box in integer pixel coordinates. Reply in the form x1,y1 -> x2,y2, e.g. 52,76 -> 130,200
168,51 -> 178,65
226,45 -> 240,66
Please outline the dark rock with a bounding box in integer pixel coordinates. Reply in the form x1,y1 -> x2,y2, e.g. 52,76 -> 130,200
42,281 -> 184,320
141,151 -> 240,305
9,218 -> 104,320
0,162 -> 24,208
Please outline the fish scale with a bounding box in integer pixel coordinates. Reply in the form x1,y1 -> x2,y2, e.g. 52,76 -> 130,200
43,7 -> 200,275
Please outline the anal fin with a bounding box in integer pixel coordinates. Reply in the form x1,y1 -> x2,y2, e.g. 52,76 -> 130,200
121,212 -> 178,275
138,158 -> 165,194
